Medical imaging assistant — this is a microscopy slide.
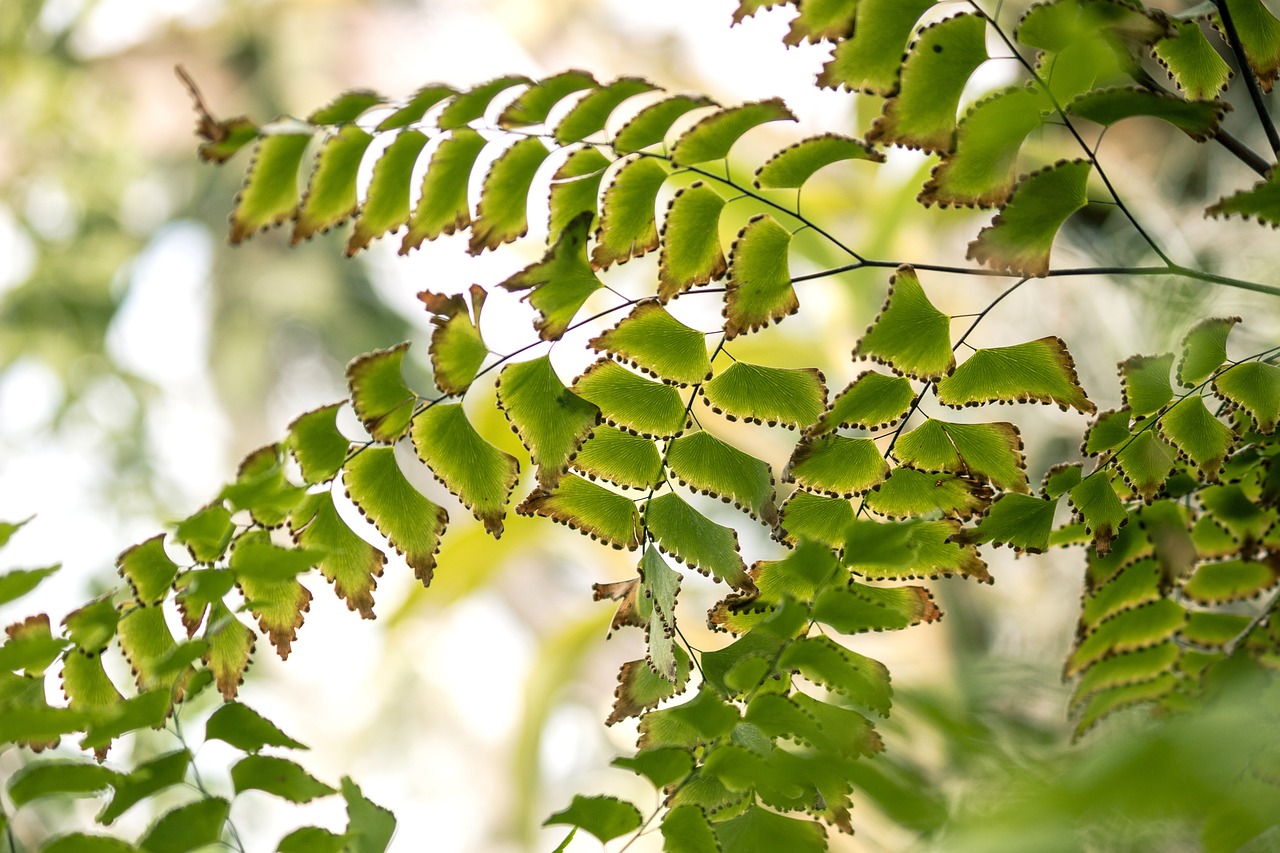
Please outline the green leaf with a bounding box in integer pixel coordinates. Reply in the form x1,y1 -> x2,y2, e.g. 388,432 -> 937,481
420,285 -> 489,395
222,444 -> 306,528
229,132 -> 312,244
972,493 -> 1058,553
1083,408 -> 1132,455
723,214 -> 798,338
779,635 -> 891,714
0,615 -> 66,676
341,777 -> 397,853
702,361 -> 826,429
8,760 -> 119,807
138,797 -> 230,853
614,95 -> 716,154
436,75 -> 530,129
640,546 -> 682,679
1069,472 -> 1129,554
1072,673 -> 1179,737
98,750 -> 191,825
667,431 -> 778,526
786,435 -> 888,497
117,606 -> 180,692
1206,170 -> 1280,227
732,0 -> 787,24
291,492 -> 384,619
1043,463 -> 1084,499
1065,86 -> 1228,140
60,651 -> 122,736
0,516 -> 29,549
117,536 -> 179,607
1181,611 -> 1252,647
571,426 -> 662,490
496,356 -> 600,488
277,827 -> 347,853
967,160 -> 1092,277
544,795 -> 643,844
345,126 -> 424,252
1183,559 -> 1279,603
516,474 -> 642,550
607,650 -> 691,724
658,182 -> 728,300
670,99 -> 795,166
919,86 -> 1049,208
78,691 -> 169,753
571,358 -> 687,438
638,685 -> 740,750
1120,353 -> 1175,417
853,266 -> 954,382
1067,598 -> 1187,676
195,116 -> 261,165
228,531 -> 316,583
715,805 -> 826,853
0,565 -> 59,607
411,403 -> 519,537
811,582 -> 941,634
936,336 -> 1095,413
613,748 -> 695,789
287,404 -> 350,485
590,300 -> 711,385
817,0 -> 935,95
868,13 -> 991,152
307,91 -> 382,124
1071,641 -> 1179,709
1159,395 -> 1234,480
591,156 -> 669,267
783,0 -> 857,45
844,517 -> 991,582
554,77 -> 657,143
172,568 -> 231,636
401,128 -> 487,252
1201,484 -> 1270,540
661,804 -> 720,853
498,70 -> 598,127
813,372 -> 913,434
1177,316 -> 1239,387
1115,430 -> 1177,500
470,136 -> 549,253
232,534 -> 312,660
865,468 -> 991,519
205,702 -> 307,752
346,342 -> 418,443
754,133 -> 882,189
499,212 -> 604,340
39,834 -> 135,852
203,603 -> 256,700
374,84 -> 455,132
548,146 -> 610,242
1215,0 -> 1280,91
646,492 -> 751,589
63,595 -> 119,653
232,755 -> 335,803
1153,19 -> 1233,100
293,126 -> 373,242
1213,361 -> 1280,433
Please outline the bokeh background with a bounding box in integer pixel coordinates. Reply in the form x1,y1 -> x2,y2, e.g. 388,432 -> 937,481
2,0 -> 1279,850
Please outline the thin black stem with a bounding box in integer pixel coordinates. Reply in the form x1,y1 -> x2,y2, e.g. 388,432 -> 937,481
1215,0 -> 1280,159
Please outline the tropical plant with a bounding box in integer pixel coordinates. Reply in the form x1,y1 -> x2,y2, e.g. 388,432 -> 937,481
2,0 -> 1280,850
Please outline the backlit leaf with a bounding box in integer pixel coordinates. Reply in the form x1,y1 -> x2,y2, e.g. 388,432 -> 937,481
63,596 -> 119,653
277,827 -> 347,853
593,576 -> 647,635
607,650 -> 691,725
307,91 -> 382,124
232,755 -> 336,803
1177,316 -> 1239,387
936,336 -> 1094,413
78,690 -> 168,753
554,77 -> 657,143
1153,19 -> 1233,100
346,130 -> 428,255
1183,559 -> 1279,603
0,615 -> 66,676
0,565 -> 59,608
470,136 -> 550,253
499,213 -> 604,340
702,361 -> 826,429
590,300 -> 711,385
638,685 -> 739,750
1043,462 -> 1084,498
1206,170 -> 1280,227
667,431 -> 777,525
98,750 -> 191,825
117,606 -> 179,693
645,492 -> 751,588
613,95 -> 716,154
1072,673 -> 1179,737
1214,0 -> 1280,91
1065,86 -> 1228,140
1116,430 -> 1177,500
60,651 -> 122,740
571,426 -> 662,490
813,372 -> 913,434
287,404 -> 350,485
1071,641 -> 1179,709
784,0 -> 857,45
811,582 -> 941,633
571,358 -> 687,438
516,474 -> 642,550
39,834 -> 134,852
853,266 -> 954,382
117,536 -> 178,607
1069,471 -> 1128,553
411,404 -> 518,537
754,133 -> 882,189
233,534 -> 312,659
436,75 -> 529,129
400,128 -> 487,252
498,71 -> 597,127
206,702 -> 307,752
591,156 -> 669,267
1067,598 -> 1187,676
658,182 -> 727,300
844,517 -> 991,582
1212,361 -> 1280,432
420,285 -> 489,395
547,146 -> 610,242
661,804 -> 719,853
1159,395 -> 1234,480
341,777 -> 396,853
670,99 -> 795,166
779,635 -> 891,714
1120,352 -> 1175,417
786,435 -> 888,497
291,492 -> 384,618
723,214 -> 798,338
346,342 -> 417,443
172,567 -> 230,635
138,797 -> 230,853
544,795 -> 643,844
1083,408 -> 1132,455
293,126 -> 373,242
222,444 -> 306,529
195,116 -> 260,165
817,0 -> 935,94
8,759 -> 118,807
715,805 -> 826,853
971,493 -> 1058,552
864,468 -> 992,519
868,13 -> 991,153
496,356 -> 600,487
374,84 -> 455,132
640,546 -> 683,680
966,159 -> 1092,277
229,132 -> 311,244
203,603 -> 255,700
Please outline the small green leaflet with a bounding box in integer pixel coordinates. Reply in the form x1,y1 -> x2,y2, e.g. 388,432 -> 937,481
658,182 -> 728,300
205,702 -> 307,752
63,595 -> 120,653
411,403 -> 518,537
589,300 -> 711,385
554,77 -> 657,143
7,760 -> 119,807
1083,408 -> 1132,455
786,435 -> 888,497
436,75 -> 529,129
116,535 -> 179,606
138,797 -> 230,853
232,754 -> 336,803
591,156 -> 669,268
420,285 -> 489,395
499,212 -> 604,340
375,83 -> 455,132
814,372 -> 913,434
640,546 -> 683,680
715,805 -> 827,853
1215,0 -> 1280,91
667,431 -> 778,526
229,132 -> 312,244
1115,430 -> 1177,499
222,444 -> 306,528
0,615 -> 66,677
195,116 -> 260,165
1066,598 -> 1187,676
967,160 -> 1092,277
607,651 -> 691,724
865,468 -> 992,519
936,336 -> 1094,413
1120,352 -> 1175,417
702,361 -> 826,429
1068,471 -> 1128,554
1043,462 -> 1084,499
613,95 -> 715,154
496,355 -> 600,487
811,582 -> 941,634
469,136 -> 550,254
287,404 -> 350,485
278,827 -> 348,853
116,605 -> 181,692
232,532 -> 313,659
516,474 -> 642,549
1065,86 -> 1228,141
724,214 -> 799,338
401,128 -> 487,252
1153,19 -> 1233,100
670,99 -> 796,166
843,517 -> 990,582
1071,641 -> 1179,709
204,602 -> 255,700
571,426 -> 663,490
346,342 -> 417,443
173,567 -> 233,635
98,749 -> 191,825
853,266 -> 954,382
780,491 -> 855,549
291,492 -> 384,619
1212,361 -> 1280,432
1207,170 -> 1280,227
817,0 -> 935,95
779,635 -> 891,714
347,130 -> 429,255
613,748 -> 695,788
868,13 -> 990,153
783,0 -> 856,45
307,90 -> 383,124
0,516 -> 29,549
571,358 -> 687,437
341,777 -> 397,853
498,70 -> 597,127
544,794 -> 643,843
40,834 -> 135,852
293,125 -> 373,243
1183,559 -> 1280,603
754,133 -> 882,189
645,492 -> 751,588
1159,395 -> 1235,480
1177,316 -> 1238,387
0,565 -> 59,608
638,685 -> 740,750
972,493 -> 1059,552
547,146 -> 610,242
